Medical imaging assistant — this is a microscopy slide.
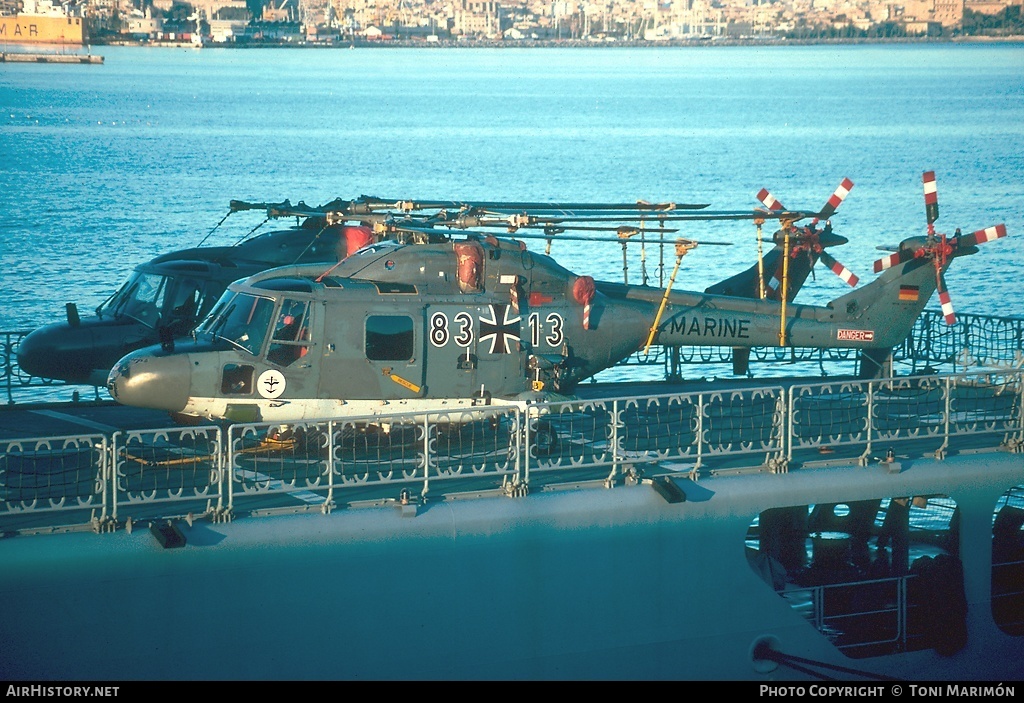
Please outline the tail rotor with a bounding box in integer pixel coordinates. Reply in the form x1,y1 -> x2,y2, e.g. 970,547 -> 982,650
871,171 -> 1007,325
755,179 -> 860,299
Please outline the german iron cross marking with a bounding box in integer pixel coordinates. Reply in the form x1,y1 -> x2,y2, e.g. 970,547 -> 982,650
479,304 -> 521,354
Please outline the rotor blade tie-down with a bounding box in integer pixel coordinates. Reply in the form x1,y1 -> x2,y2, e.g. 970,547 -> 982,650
196,207 -> 235,248
644,239 -> 698,355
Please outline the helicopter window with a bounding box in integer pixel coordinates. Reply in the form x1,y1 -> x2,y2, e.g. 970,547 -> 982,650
374,282 -> 418,294
221,364 -> 254,395
267,299 -> 312,367
163,278 -> 205,333
198,291 -> 276,356
365,315 -> 414,361
96,270 -> 168,327
256,278 -> 316,293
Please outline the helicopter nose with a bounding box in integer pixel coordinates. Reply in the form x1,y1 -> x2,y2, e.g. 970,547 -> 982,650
18,320 -> 154,385
107,350 -> 192,413
17,322 -> 114,385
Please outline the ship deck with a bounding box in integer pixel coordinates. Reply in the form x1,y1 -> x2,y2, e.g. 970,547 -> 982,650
3,368 -> 1021,534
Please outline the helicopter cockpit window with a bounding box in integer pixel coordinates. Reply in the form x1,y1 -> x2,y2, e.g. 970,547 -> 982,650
365,315 -> 414,361
97,270 -> 169,327
163,278 -> 205,333
196,291 -> 275,356
267,299 -> 312,367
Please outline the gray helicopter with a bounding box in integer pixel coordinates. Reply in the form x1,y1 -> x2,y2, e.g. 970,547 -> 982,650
106,173 -> 1006,425
19,183 -> 855,386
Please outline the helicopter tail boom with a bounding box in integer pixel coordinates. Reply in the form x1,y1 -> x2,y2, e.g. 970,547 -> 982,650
650,232 -> 996,352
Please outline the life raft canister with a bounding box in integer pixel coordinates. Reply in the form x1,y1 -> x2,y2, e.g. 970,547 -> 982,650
342,225 -> 375,258
455,241 -> 484,292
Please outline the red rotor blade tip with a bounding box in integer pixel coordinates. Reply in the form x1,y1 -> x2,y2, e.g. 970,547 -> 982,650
923,171 -> 939,225
817,178 -> 854,219
873,252 -> 903,273
973,223 -> 1008,244
939,289 -> 956,325
756,189 -> 784,212
821,252 -> 859,287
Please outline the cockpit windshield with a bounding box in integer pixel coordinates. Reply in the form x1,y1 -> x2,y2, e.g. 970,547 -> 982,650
97,270 -> 206,332
196,291 -> 276,356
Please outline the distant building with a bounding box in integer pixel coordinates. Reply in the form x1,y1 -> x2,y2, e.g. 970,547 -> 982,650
151,0 -> 248,19
904,18 -> 943,32
209,17 -> 247,39
455,0 -> 501,35
965,0 -> 1019,13
901,0 -> 963,27
122,8 -> 163,37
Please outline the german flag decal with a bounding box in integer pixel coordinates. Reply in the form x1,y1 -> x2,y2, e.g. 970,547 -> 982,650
899,285 -> 919,301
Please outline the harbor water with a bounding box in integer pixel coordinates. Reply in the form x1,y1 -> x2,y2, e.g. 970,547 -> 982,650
2,43 -> 1023,335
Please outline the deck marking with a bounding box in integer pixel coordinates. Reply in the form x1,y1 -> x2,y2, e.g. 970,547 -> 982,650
30,409 -> 118,434
234,469 -> 326,505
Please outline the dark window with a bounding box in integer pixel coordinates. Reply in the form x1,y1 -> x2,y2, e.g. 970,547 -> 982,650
374,282 -> 418,294
222,364 -> 254,395
366,315 -> 414,361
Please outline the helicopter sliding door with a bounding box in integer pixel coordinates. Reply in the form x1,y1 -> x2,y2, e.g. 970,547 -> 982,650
360,309 -> 425,400
424,303 -> 527,401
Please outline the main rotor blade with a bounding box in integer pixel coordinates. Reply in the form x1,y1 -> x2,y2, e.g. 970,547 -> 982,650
501,231 -> 732,246
230,199 -> 293,213
518,224 -> 682,235
482,209 -> 824,224
360,197 -> 711,212
388,222 -> 732,247
756,188 -> 785,212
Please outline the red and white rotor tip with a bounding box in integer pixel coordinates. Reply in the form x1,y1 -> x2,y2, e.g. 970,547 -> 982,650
939,289 -> 956,325
756,188 -> 784,212
873,252 -> 902,274
923,171 -> 939,226
970,223 -> 1007,245
820,251 -> 859,287
818,177 -> 854,219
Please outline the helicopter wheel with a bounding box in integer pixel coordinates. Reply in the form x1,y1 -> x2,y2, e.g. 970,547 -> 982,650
532,420 -> 559,457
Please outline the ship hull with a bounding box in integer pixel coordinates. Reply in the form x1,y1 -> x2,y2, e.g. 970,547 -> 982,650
1,451 -> 1021,680
0,15 -> 85,44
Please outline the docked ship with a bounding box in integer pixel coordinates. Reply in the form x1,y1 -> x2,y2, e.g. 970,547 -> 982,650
1,188 -> 1022,681
0,0 -> 86,45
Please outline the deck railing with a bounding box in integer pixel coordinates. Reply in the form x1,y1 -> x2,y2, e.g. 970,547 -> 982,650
1,369 -> 1021,535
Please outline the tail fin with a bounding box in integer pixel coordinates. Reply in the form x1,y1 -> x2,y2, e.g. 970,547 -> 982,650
826,235 -> 959,349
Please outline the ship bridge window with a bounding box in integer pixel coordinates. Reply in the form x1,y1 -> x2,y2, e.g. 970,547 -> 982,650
365,315 -> 414,361
267,298 -> 312,367
196,291 -> 275,356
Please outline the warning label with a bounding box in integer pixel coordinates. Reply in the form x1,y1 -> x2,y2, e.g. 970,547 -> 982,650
837,329 -> 875,342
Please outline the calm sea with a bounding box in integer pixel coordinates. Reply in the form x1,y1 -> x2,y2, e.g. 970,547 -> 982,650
2,43 -> 1023,333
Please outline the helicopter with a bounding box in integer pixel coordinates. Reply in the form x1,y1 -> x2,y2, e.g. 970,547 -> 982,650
18,184 -> 853,386
15,208 -> 365,386
106,172 -> 1006,425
